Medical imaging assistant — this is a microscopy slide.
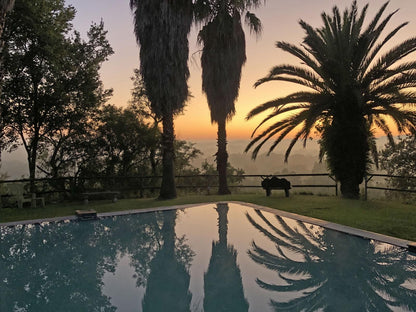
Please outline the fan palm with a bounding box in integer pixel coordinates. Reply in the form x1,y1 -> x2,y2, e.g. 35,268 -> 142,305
195,0 -> 263,194
130,0 -> 193,199
246,209 -> 416,311
246,1 -> 416,198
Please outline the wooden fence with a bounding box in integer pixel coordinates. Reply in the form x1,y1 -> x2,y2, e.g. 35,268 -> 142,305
0,173 -> 415,204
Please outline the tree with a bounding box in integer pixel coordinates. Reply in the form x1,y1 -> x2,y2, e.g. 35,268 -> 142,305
130,0 -> 193,199
195,0 -> 263,194
129,68 -> 161,127
380,134 -> 416,198
1,0 -> 113,192
246,1 -> 416,198
129,68 -> 162,178
0,0 -> 14,41
0,0 -> 14,86
0,0 -> 14,162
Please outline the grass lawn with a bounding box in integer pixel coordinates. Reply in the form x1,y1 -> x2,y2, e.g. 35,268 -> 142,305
1,193 -> 415,242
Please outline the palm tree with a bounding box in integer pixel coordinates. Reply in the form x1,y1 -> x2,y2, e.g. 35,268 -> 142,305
246,1 -> 416,198
195,0 -> 263,194
130,0 -> 193,199
246,209 -> 416,311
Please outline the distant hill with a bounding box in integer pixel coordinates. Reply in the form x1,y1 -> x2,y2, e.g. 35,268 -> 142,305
1,137 -> 391,179
0,148 -> 28,179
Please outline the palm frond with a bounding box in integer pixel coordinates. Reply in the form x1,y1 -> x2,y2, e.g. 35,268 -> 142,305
246,91 -> 320,120
254,64 -> 327,92
359,22 -> 408,79
244,11 -> 262,35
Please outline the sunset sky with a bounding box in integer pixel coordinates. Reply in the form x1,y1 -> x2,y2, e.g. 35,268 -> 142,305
67,0 -> 416,140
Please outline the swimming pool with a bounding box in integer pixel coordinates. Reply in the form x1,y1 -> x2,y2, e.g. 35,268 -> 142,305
1,202 -> 415,311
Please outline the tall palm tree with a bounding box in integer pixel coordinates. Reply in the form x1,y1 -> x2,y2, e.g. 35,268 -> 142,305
246,1 -> 416,198
130,0 -> 193,199
246,209 -> 416,311
195,0 -> 263,194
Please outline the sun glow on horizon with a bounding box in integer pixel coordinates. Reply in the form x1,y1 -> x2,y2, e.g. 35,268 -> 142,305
68,0 -> 416,141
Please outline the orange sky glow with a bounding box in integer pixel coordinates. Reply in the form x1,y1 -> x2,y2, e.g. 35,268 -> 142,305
68,0 -> 416,140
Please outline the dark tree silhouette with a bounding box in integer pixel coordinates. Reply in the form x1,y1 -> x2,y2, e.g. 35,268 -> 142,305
246,209 -> 416,311
2,0 -> 113,193
204,203 -> 249,311
195,0 -> 263,194
130,0 -> 193,199
246,1 -> 416,198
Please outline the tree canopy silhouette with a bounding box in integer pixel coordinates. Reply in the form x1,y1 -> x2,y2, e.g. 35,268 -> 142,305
246,1 -> 416,198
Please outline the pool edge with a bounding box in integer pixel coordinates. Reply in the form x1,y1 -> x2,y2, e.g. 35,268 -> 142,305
232,201 -> 414,250
1,200 -> 414,250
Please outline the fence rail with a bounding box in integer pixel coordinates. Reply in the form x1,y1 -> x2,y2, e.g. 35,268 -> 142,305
0,173 -> 414,206
364,174 -> 416,200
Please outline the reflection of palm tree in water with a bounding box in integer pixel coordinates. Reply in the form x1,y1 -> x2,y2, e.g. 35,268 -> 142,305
204,203 -> 249,311
246,209 -> 416,311
142,209 -> 193,312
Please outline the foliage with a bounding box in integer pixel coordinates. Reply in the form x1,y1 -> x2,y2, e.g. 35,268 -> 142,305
77,105 -> 159,178
0,0 -> 16,163
129,68 -> 161,126
174,140 -> 202,175
1,0 -> 113,192
380,135 -> 416,196
130,0 -> 194,199
185,160 -> 245,193
246,1 -> 416,198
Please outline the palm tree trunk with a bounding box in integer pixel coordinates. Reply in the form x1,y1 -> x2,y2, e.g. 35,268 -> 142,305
159,113 -> 176,199
326,116 -> 368,199
217,118 -> 230,195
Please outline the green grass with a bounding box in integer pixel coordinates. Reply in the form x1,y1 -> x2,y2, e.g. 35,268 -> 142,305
1,193 -> 415,242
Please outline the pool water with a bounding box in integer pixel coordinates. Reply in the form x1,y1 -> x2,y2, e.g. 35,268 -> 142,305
1,203 -> 415,311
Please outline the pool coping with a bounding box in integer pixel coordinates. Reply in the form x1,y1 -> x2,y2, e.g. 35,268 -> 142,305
1,201 -> 414,250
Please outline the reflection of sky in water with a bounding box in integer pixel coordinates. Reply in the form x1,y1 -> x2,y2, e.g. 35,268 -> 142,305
1,203 -> 415,311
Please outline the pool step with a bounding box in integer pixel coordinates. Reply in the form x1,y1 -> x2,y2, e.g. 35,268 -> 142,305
75,209 -> 97,221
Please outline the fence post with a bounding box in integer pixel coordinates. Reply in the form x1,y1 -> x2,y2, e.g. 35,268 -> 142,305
139,177 -> 144,198
335,180 -> 338,197
364,174 -> 368,200
328,175 -> 338,196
